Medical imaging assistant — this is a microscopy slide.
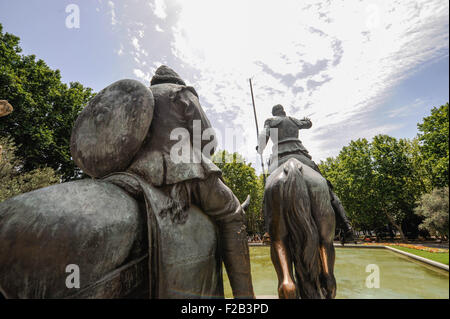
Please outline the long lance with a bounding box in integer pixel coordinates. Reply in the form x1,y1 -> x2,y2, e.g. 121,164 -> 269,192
249,78 -> 266,185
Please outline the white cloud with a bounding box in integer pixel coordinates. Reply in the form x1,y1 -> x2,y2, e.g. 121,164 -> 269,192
106,0 -> 448,170
117,43 -> 124,56
107,1 -> 117,25
385,98 -> 425,118
130,36 -> 148,57
167,0 -> 448,165
131,37 -> 140,51
150,0 -> 168,20
133,68 -> 152,83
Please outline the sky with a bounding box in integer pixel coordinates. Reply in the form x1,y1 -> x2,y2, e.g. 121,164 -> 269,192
0,0 -> 448,173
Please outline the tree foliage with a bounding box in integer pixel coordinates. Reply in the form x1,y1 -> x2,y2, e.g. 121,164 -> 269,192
319,135 -> 424,239
320,138 -> 386,233
414,187 -> 449,239
0,137 -> 60,202
212,150 -> 264,235
417,103 -> 449,189
0,23 -> 94,181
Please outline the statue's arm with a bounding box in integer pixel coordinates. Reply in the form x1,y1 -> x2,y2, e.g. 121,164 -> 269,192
257,119 -> 271,154
290,116 -> 312,130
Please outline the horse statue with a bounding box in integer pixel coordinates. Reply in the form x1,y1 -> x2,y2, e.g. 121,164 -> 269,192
257,104 -> 346,299
264,158 -> 336,299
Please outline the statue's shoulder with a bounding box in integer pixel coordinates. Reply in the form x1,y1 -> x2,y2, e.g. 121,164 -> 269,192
150,83 -> 198,100
264,117 -> 284,127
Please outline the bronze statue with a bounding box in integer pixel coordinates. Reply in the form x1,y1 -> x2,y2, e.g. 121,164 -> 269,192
257,104 -> 351,299
127,66 -> 254,298
264,158 -> 336,299
0,100 -> 13,117
0,100 -> 13,161
258,104 -> 354,240
0,67 -> 254,299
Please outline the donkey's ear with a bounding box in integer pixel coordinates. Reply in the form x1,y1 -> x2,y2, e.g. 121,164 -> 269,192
241,195 -> 251,211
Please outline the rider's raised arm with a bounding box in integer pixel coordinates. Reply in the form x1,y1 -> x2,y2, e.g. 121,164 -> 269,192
290,116 -> 312,130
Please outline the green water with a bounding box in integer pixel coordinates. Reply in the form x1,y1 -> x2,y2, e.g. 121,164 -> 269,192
223,246 -> 449,299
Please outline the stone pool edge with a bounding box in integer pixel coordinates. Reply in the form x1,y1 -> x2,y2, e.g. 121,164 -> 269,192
384,246 -> 449,271
249,243 -> 449,272
333,243 -> 449,271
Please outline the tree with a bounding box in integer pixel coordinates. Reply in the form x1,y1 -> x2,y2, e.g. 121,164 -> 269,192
0,24 -> 94,181
212,150 -> 264,235
0,137 -> 60,202
320,135 -> 424,240
414,187 -> 449,240
417,103 -> 449,189
319,138 -> 387,234
371,135 -> 418,240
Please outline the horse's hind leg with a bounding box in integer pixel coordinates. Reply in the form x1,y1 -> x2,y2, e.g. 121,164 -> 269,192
311,190 -> 337,298
318,241 -> 336,298
270,241 -> 297,299
266,182 -> 297,299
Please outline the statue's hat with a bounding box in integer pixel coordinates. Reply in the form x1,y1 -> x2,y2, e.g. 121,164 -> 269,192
150,65 -> 186,86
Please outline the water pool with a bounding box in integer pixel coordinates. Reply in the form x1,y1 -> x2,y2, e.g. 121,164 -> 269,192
223,246 -> 449,299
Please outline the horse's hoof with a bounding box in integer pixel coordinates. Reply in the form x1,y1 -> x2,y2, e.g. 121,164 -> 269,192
278,282 -> 297,299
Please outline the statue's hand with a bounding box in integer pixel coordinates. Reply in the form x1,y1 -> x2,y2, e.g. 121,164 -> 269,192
302,117 -> 311,122
256,145 -> 263,154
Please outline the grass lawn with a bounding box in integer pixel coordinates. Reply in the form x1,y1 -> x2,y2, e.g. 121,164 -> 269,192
391,245 -> 449,265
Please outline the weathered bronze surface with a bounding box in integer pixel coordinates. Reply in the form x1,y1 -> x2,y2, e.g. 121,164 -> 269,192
258,104 -> 354,237
0,100 -> 13,117
0,66 -> 254,299
258,104 -> 345,299
264,158 -> 336,299
0,179 -> 221,298
127,66 -> 254,298
70,79 -> 154,178
0,100 -> 13,161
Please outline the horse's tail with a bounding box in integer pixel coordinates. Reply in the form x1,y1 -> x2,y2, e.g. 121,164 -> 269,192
281,160 -> 323,299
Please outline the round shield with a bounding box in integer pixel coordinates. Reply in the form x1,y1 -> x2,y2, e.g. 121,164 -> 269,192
70,79 -> 154,178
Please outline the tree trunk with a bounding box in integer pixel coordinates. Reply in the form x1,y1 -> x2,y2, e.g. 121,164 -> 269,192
385,212 -> 407,242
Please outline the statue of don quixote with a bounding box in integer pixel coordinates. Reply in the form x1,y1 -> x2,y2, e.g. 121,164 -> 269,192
257,104 -> 353,299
